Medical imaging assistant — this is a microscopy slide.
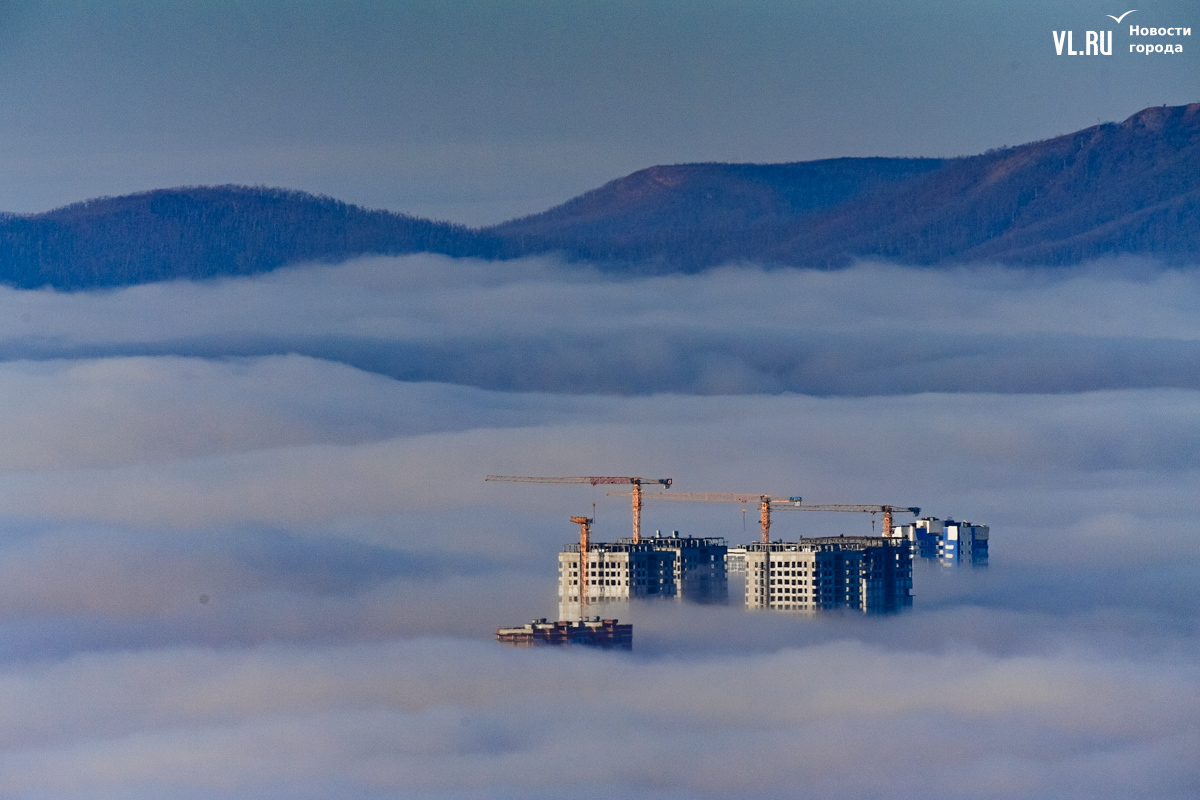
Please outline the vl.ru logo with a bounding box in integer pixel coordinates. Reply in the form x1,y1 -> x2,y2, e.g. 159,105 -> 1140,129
1053,9 -> 1124,55
1053,29 -> 1112,55
1054,10 -> 1190,56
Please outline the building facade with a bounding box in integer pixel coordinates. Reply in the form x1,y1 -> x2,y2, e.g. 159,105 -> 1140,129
893,518 -> 989,566
725,546 -> 748,574
742,537 -> 912,614
619,531 -> 728,603
558,540 -> 676,620
558,532 -> 729,619
496,618 -> 633,649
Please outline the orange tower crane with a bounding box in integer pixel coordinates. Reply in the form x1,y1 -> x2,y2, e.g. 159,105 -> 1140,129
485,475 -> 673,542
569,515 -> 593,614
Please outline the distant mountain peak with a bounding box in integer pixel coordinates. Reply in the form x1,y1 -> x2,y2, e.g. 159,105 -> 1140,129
487,101 -> 1200,271
1120,101 -> 1200,132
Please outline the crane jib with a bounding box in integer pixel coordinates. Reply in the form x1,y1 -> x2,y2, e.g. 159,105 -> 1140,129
485,475 -> 672,544
485,475 -> 671,486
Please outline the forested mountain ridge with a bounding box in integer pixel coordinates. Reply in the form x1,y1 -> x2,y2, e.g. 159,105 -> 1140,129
485,158 -> 948,269
765,102 -> 1200,267
490,102 -> 1200,270
0,186 -> 507,289
0,102 -> 1196,289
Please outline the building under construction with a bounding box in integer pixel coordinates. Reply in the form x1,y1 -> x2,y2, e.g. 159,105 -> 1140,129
557,539 -> 676,619
558,527 -> 911,616
619,531 -> 728,603
496,618 -> 633,649
743,536 -> 913,614
557,530 -> 728,617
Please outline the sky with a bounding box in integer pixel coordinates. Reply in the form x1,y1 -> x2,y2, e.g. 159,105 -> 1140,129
1,2 -> 1200,799
0,0 -> 1196,224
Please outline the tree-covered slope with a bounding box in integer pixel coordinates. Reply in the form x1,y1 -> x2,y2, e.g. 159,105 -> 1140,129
0,186 -> 504,289
489,102 -> 1200,270
487,158 -> 947,269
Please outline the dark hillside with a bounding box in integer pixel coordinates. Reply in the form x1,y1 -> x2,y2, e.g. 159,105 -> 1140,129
488,158 -> 946,270
768,102 -> 1200,266
0,186 -> 505,289
489,102 -> 1200,270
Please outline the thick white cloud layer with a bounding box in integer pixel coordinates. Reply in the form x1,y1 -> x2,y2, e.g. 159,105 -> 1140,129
0,259 -> 1198,797
2,638 -> 1196,800
5,256 -> 1200,395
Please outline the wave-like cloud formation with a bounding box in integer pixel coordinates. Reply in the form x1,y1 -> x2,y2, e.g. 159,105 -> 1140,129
0,259 -> 1197,797
3,637 -> 1196,800
3,255 -> 1200,395
0,356 -> 1195,796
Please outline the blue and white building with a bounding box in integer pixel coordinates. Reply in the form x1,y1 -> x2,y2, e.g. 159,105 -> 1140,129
742,536 -> 913,614
894,518 -> 989,566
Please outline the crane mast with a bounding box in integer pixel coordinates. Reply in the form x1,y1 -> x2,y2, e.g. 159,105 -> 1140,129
486,475 -> 672,542
569,515 -> 592,616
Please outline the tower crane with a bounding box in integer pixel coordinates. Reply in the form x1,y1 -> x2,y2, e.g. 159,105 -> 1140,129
485,475 -> 672,542
569,515 -> 593,615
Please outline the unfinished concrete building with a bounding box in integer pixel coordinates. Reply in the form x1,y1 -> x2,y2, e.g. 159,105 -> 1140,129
558,531 -> 729,618
743,536 -> 912,614
618,531 -> 728,604
558,540 -> 676,619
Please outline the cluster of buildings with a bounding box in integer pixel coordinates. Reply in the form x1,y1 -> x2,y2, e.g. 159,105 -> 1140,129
499,512 -> 990,648
556,518 -> 988,619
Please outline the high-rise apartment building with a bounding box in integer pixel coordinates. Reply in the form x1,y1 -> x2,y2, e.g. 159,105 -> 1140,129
557,531 -> 728,617
625,531 -> 728,603
742,537 -> 912,613
557,540 -> 676,620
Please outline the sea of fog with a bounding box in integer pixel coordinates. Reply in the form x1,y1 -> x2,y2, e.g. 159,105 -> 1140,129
0,255 -> 1196,799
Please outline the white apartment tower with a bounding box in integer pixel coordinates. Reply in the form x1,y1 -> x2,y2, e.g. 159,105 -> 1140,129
558,541 -> 675,620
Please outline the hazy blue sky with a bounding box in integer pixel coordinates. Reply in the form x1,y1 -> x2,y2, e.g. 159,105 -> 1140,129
0,0 -> 1196,223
